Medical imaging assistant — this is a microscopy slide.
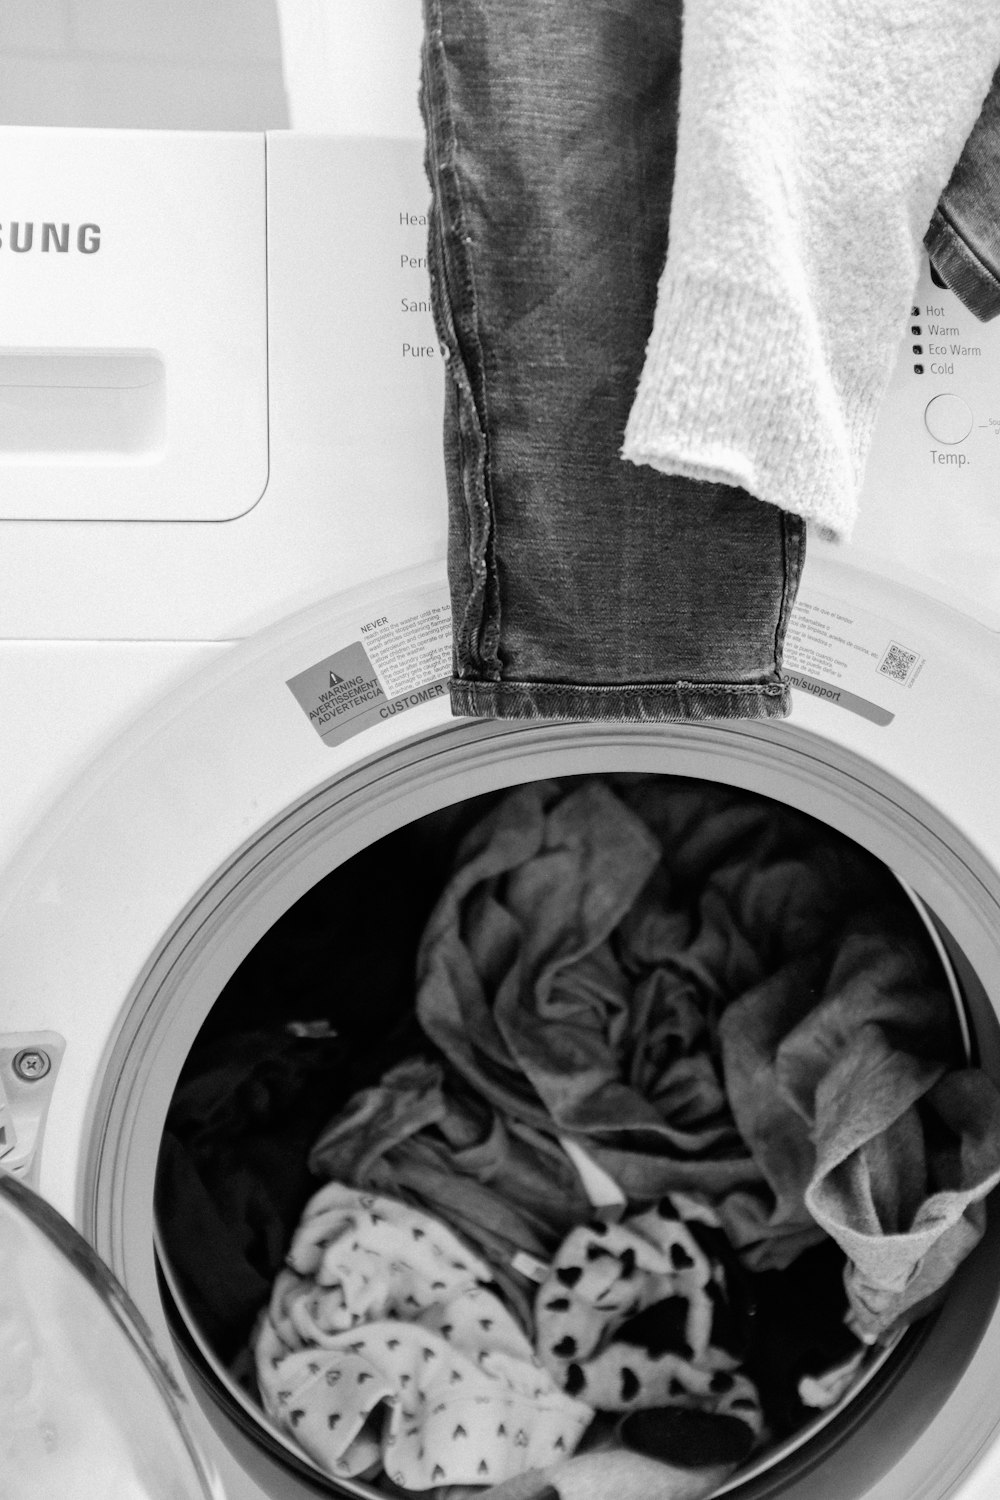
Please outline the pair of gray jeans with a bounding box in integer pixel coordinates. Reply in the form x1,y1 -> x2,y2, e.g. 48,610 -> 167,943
419,0 -> 805,722
926,61 -> 1000,320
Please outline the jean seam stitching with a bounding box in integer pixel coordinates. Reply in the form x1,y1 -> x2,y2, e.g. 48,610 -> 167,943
773,511 -> 806,674
423,1 -> 502,682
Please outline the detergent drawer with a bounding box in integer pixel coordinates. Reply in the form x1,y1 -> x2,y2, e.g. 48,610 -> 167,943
0,126 -> 267,521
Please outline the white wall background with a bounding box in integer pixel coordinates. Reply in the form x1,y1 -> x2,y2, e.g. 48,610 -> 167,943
0,0 -> 289,129
274,0 -> 423,137
0,2 -> 427,136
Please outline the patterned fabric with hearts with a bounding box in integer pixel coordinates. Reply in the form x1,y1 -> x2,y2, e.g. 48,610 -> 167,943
254,1182 -> 591,1487
535,1192 -> 764,1443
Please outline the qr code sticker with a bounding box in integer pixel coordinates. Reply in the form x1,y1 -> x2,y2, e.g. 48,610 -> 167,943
878,641 -> 918,684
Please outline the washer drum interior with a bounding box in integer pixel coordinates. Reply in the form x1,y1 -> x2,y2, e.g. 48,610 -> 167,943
88,721 -> 1000,1500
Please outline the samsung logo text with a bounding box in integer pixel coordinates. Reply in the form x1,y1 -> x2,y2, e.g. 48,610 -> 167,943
0,222 -> 101,253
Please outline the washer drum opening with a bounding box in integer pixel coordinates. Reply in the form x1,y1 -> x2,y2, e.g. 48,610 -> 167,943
86,720 -> 1000,1500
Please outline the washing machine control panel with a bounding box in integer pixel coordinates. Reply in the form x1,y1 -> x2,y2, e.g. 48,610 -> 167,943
851,261 -> 1000,627
905,274 -> 997,460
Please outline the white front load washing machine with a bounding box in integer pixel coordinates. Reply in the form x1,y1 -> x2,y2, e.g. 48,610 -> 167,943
3,41 -> 1000,1500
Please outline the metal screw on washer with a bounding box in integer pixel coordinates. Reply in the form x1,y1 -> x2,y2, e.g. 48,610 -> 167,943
12,1048 -> 51,1081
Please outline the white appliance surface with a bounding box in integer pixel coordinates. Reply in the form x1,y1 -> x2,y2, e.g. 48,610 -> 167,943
0,125 -> 445,856
0,129 -> 268,522
822,258 -> 1000,632
3,10 -> 1000,1500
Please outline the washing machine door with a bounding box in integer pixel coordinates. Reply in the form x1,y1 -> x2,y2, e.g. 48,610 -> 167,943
0,1170 -> 223,1500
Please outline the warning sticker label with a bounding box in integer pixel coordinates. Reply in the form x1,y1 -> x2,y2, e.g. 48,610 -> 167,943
286,640 -> 388,746
784,588 -> 928,726
360,603 -> 451,696
782,670 -> 893,726
285,591 -> 452,748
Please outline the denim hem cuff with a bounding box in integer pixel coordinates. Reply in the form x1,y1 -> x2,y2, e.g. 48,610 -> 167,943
450,678 -> 790,723
924,208 -> 1000,323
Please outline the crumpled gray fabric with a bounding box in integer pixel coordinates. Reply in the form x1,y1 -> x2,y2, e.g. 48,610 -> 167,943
717,931 -> 1000,1338
313,776 -> 1000,1343
715,930 -> 954,1260
308,1053 -> 596,1327
309,781 -> 766,1324
809,1059 -> 1000,1338
414,780 -> 759,1201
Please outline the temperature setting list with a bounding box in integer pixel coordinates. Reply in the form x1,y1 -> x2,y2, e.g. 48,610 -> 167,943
908,287 -> 986,461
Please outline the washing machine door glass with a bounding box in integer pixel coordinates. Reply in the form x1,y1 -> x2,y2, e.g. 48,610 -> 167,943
0,1170 -> 222,1500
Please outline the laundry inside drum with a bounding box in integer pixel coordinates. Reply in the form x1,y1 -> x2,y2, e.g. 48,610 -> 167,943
153,773 -> 1000,1499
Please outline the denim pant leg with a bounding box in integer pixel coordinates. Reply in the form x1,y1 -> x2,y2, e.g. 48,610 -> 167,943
925,61 -> 1000,321
420,0 -> 805,723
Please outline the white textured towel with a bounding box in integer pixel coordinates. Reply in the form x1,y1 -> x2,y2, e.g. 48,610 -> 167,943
622,3 -> 1000,540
